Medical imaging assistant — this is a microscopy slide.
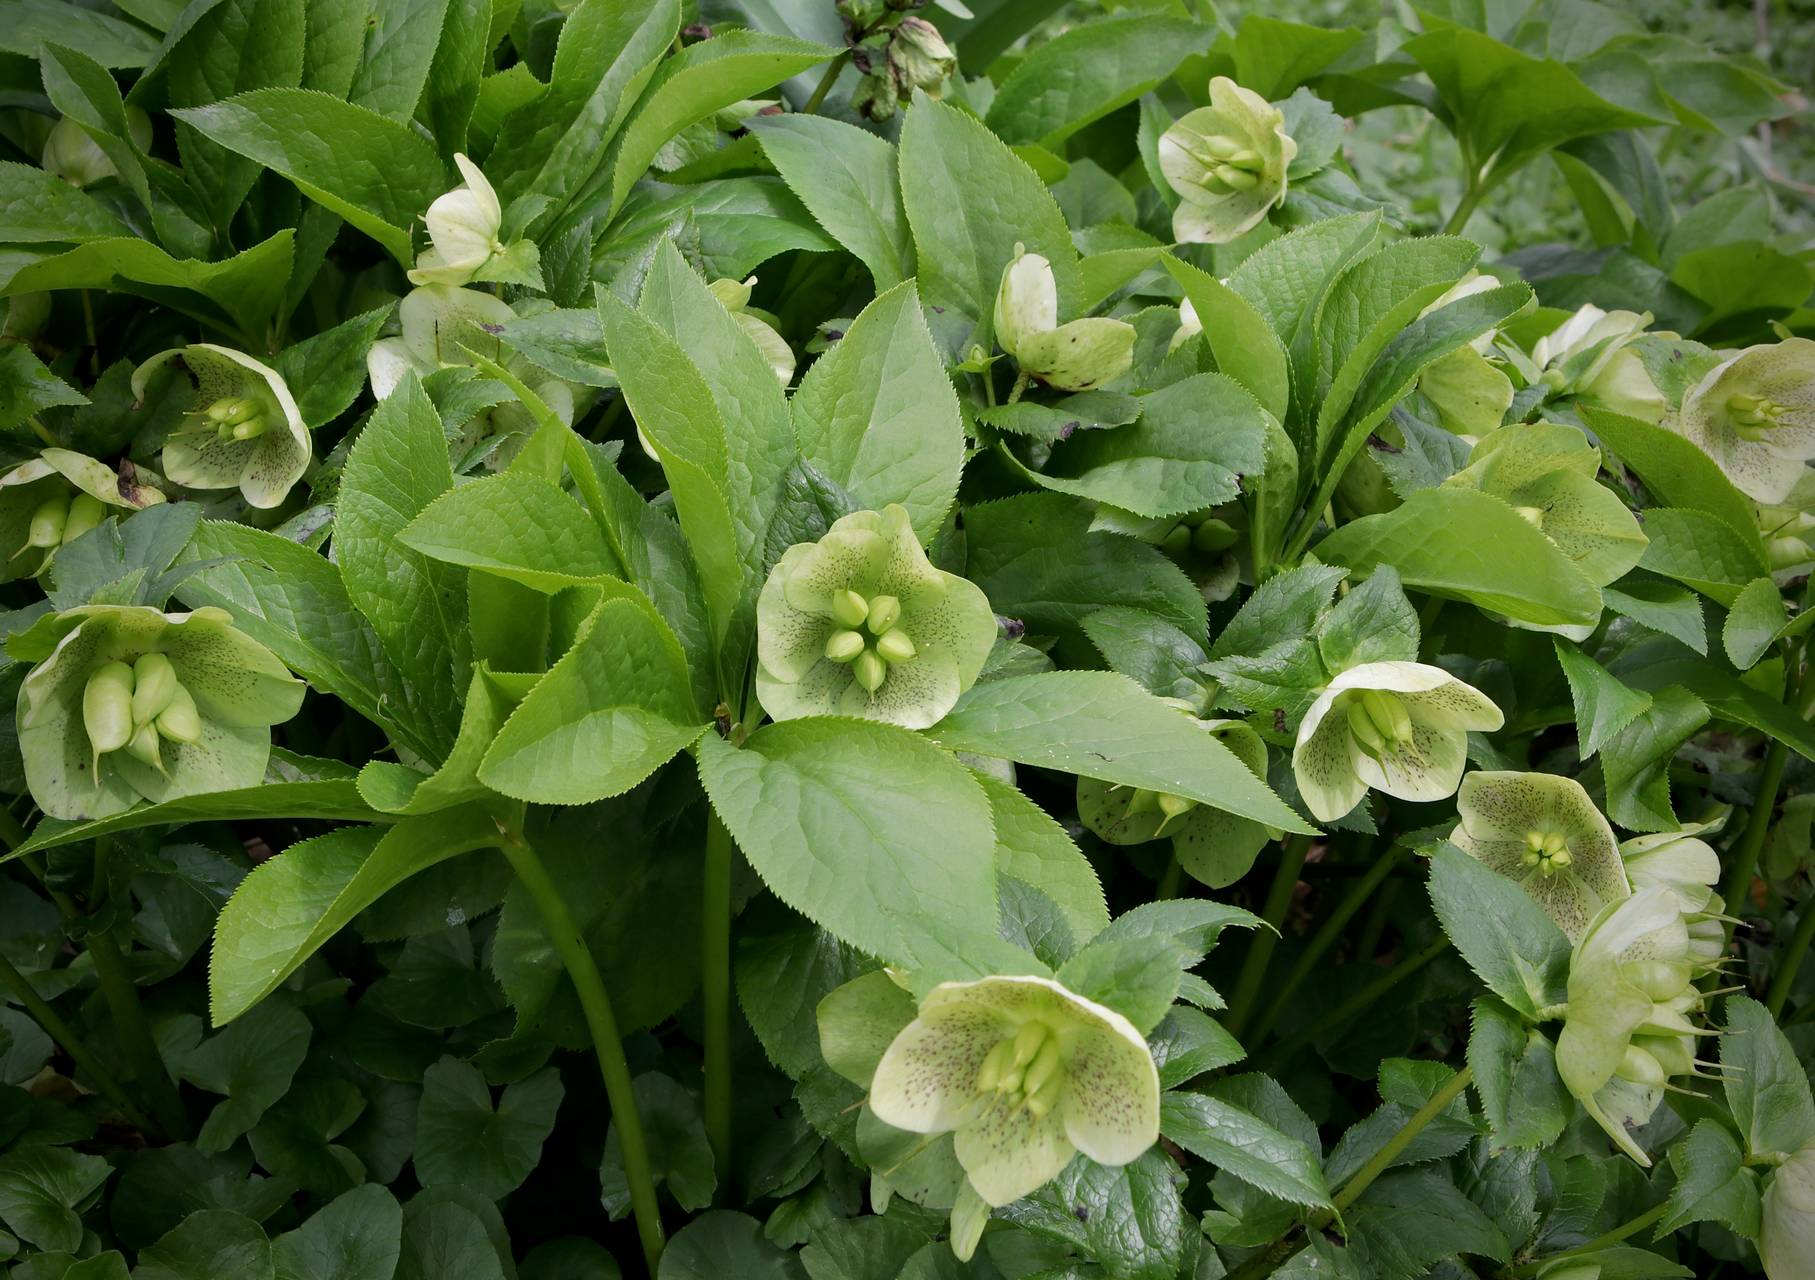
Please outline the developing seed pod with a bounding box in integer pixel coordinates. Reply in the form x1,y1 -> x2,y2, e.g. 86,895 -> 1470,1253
130,653 -> 178,727
23,494 -> 69,552
123,722 -> 164,772
82,661 -> 135,766
61,493 -> 106,544
155,684 -> 202,744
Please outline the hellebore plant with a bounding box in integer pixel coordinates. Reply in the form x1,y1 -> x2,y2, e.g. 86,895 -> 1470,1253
868,975 -> 1161,1210
1762,1144 -> 1815,1280
1291,661 -> 1502,823
755,504 -> 994,729
1159,76 -> 1297,243
994,245 -> 1136,393
12,605 -> 304,820
1450,771 -> 1629,940
1667,337 -> 1815,502
0,449 -> 163,580
132,344 -> 310,509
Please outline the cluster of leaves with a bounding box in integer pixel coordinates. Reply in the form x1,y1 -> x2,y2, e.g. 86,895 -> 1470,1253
0,1 -> 1810,1279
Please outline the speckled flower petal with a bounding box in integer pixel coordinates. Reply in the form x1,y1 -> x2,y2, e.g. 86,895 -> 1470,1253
1499,469 -> 1647,588
1761,1146 -> 1815,1280
1016,319 -> 1136,393
836,651 -> 962,731
1059,1014 -> 1161,1167
1292,686 -> 1368,823
110,717 -> 270,802
159,611 -> 306,727
146,344 -> 310,508
781,523 -> 894,616
1673,339 -> 1815,502
1076,778 -> 1167,845
757,543 -> 838,682
870,1003 -> 1013,1134
1352,716 -> 1470,803
1452,771 -> 1628,941
398,285 -> 515,373
955,1094 -> 1076,1207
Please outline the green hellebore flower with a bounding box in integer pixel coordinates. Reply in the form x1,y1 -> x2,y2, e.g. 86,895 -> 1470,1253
133,344 -> 310,509
1159,77 -> 1297,245
888,16 -> 956,99
408,153 -> 506,286
0,449 -> 163,583
1445,424 -> 1648,589
756,505 -> 995,730
1667,337 -> 1815,503
1530,304 -> 1650,392
1078,719 -> 1277,887
1292,661 -> 1503,823
1450,771 -> 1629,941
994,245 -> 1135,392
868,974 -> 1161,1207
41,109 -> 151,188
14,605 -> 305,821
1620,823 -> 1727,969
1555,887 -> 1707,1164
708,276 -> 795,387
1762,1144 -> 1815,1280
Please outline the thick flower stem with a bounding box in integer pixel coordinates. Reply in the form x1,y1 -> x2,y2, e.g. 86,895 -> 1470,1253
1509,1202 -> 1668,1277
86,925 -> 191,1140
502,827 -> 665,1273
1721,735 -> 1788,911
0,950 -> 159,1137
1249,842 -> 1407,1045
1225,834 -> 1312,1038
802,52 -> 850,115
1767,894 -> 1815,1018
702,812 -> 736,1172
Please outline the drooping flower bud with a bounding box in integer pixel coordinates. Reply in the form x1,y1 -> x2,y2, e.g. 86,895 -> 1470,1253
1159,78 -> 1297,244
993,246 -> 1135,392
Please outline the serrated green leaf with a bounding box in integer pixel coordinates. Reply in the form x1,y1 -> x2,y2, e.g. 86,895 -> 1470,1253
986,16 -> 1214,149
1427,843 -> 1570,1020
1553,639 -> 1653,760
750,115 -> 911,291
1161,1092 -> 1333,1209
1661,1121 -> 1760,1237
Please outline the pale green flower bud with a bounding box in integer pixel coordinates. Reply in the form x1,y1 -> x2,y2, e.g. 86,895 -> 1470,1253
876,629 -> 917,664
1159,77 -> 1298,244
889,17 -> 956,98
24,494 -> 67,552
41,109 -> 151,188
124,722 -> 165,773
825,630 -> 866,663
832,589 -> 871,628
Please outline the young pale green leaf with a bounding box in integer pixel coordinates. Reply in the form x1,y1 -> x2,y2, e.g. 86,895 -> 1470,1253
697,719 -> 1000,969
1160,1092 -> 1333,1210
1163,256 -> 1290,419
930,671 -> 1312,833
209,808 -> 501,1025
1553,639 -> 1653,760
1316,565 -> 1419,673
791,281 -> 963,541
606,31 -> 838,218
1638,508 -> 1770,606
1723,577 -> 1793,671
478,598 -> 706,805
1428,843 -> 1571,1020
5,2 -> 158,65
750,115 -> 912,291
336,375 -> 469,760
172,89 -> 445,265
985,16 -> 1215,149
1660,1121 -> 1761,1238
1316,487 -> 1603,627
1722,996 -> 1815,1159
1055,934 -> 1184,1034
400,471 -> 623,592
345,0 -> 450,122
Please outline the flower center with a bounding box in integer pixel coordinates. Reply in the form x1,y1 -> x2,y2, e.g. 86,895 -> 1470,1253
823,590 -> 916,692
82,652 -> 202,781
201,395 -> 267,441
1521,829 -> 1574,877
1728,392 -> 1785,439
972,1020 -> 1065,1118
1343,689 -> 1413,757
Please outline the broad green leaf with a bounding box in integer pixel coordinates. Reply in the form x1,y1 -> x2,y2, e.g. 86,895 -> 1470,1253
134,1210 -> 273,1280
1348,1168 -> 1511,1276
1149,1006 -> 1245,1088
1014,1150 -> 1189,1280
1660,1121 -> 1760,1238
1467,997 -> 1569,1150
346,0 -> 449,121
601,1074 -> 716,1220
697,719 -> 1000,968
1722,577 -> 1791,670
930,671 -> 1312,833
1315,487 -> 1603,627
172,90 -> 445,265
1580,406 -> 1764,561
657,1211 -> 804,1280
0,162 -> 132,243
272,304 -> 396,430
1057,934 -> 1184,1033
209,807 -> 502,1024
490,0 -> 679,223
1621,655 -> 1815,762
1637,508 -> 1770,605
899,94 -> 1080,346
1164,257 -> 1289,420
986,16 -> 1214,149
415,1058 -> 562,1200
0,1147 -> 112,1251
273,1185 -> 403,1280
336,375 -> 468,759
1317,565 -> 1419,671
423,0 -> 490,162
1601,686 -> 1708,831
1721,996 -> 1815,1159
1082,606 -> 1209,704
1553,639 -> 1652,759
1160,1092 -> 1332,1209
1427,843 -> 1570,1020
0,232 -> 294,337
400,471 -> 622,592
359,667 -> 535,816
0,345 -> 87,434
749,115 -> 912,290
1232,15 -> 1365,99
791,280 -> 963,541
3,0 -> 159,66
397,1200 -> 505,1280
736,921 -> 874,1081
1030,373 -> 1270,520
170,1001 -> 312,1152
975,769 -> 1109,943
479,598 -> 706,804
606,31 -> 837,218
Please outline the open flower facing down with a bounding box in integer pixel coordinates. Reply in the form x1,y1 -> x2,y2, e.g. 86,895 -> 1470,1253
1291,661 -> 1502,823
408,154 -> 506,286
869,975 -> 1161,1208
0,449 -> 163,582
1620,824 -> 1728,968
13,605 -> 305,821
1079,719 -> 1277,887
1450,771 -> 1629,940
1159,77 -> 1297,244
1762,1144 -> 1815,1280
1555,887 -> 1715,1164
133,344 -> 309,509
757,505 -> 994,730
708,276 -> 794,387
41,109 -> 151,188
994,245 -> 1135,392
1667,337 -> 1815,503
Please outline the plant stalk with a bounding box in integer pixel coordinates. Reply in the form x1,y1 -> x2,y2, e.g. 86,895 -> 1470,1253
85,925 -> 190,1140
1257,935 -> 1451,1071
502,826 -> 665,1272
1509,1203 -> 1668,1277
1722,736 -> 1788,911
1766,894 -> 1815,1018
802,52 -> 850,115
1225,834 -> 1312,1038
0,950 -> 159,1136
702,812 -> 735,1172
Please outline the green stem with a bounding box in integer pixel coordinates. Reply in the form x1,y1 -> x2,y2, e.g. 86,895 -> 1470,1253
1722,736 -> 1788,912
1766,894 -> 1815,1018
1440,179 -> 1486,235
1353,877 -> 1401,961
702,813 -> 735,1172
86,925 -> 190,1139
501,826 -> 665,1272
1156,854 -> 1184,901
1509,1203 -> 1668,1277
1225,834 -> 1312,1038
1006,369 -> 1030,405
1249,842 -> 1406,1045
1257,936 -> 1451,1071
0,950 -> 158,1136
802,52 -> 850,115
